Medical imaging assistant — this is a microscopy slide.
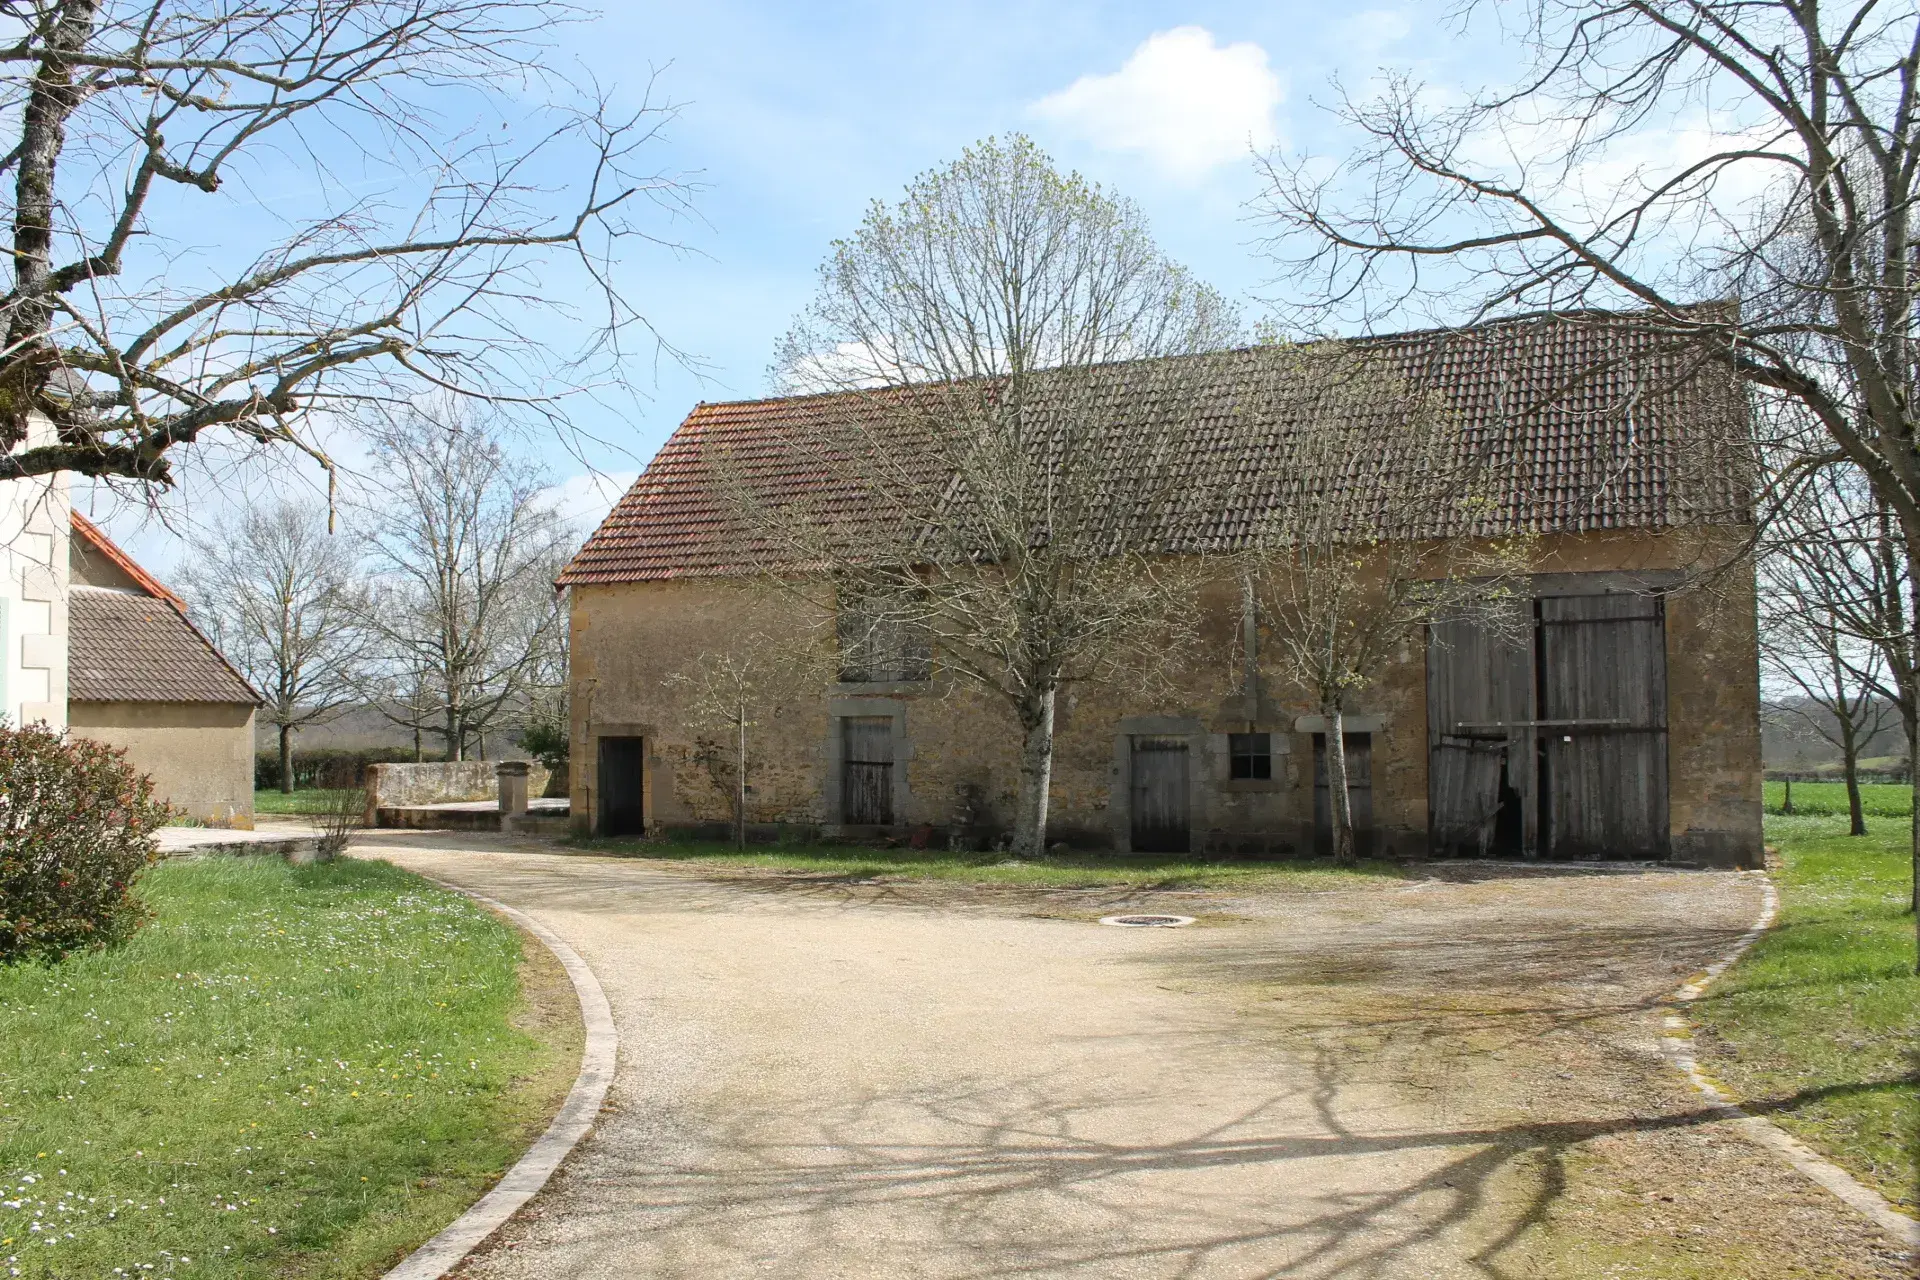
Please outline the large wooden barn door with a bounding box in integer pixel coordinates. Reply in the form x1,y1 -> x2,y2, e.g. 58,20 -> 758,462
1538,595 -> 1669,858
1427,609 -> 1534,856
1129,737 -> 1191,853
840,716 -> 895,825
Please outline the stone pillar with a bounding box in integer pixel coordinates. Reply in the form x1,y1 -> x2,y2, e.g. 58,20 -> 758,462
497,760 -> 531,816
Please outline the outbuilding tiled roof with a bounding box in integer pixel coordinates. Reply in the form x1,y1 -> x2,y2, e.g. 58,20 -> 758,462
561,309 -> 1751,586
64,515 -> 259,705
68,589 -> 260,704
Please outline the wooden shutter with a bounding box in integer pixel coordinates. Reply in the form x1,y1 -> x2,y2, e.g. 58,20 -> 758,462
1129,738 -> 1191,853
1538,595 -> 1668,858
841,716 -> 895,825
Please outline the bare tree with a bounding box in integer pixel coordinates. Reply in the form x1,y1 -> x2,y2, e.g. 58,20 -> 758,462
0,0 -> 686,486
1760,463 -> 1907,834
666,624 -> 820,849
731,135 -> 1239,856
178,496 -> 371,792
1256,0 -> 1920,951
1232,343 -> 1531,863
357,399 -> 569,760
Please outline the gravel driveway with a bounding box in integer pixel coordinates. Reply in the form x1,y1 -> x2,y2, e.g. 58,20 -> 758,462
359,834 -> 1908,1279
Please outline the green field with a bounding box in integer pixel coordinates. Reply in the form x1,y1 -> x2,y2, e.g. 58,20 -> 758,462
1693,813 -> 1919,1211
253,789 -> 359,817
0,857 -> 573,1278
1762,779 -> 1913,818
572,835 -> 1411,891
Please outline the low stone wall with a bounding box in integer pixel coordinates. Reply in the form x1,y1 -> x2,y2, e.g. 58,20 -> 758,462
375,806 -> 570,835
365,761 -> 552,811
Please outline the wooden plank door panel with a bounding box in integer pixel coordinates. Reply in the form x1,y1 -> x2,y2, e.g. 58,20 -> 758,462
841,716 -> 895,825
1313,733 -> 1374,851
1539,595 -> 1668,858
1430,737 -> 1506,856
1130,737 -> 1190,853
1427,606 -> 1535,855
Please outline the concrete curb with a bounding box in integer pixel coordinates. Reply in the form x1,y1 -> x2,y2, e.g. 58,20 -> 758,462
1660,871 -> 1919,1256
383,879 -> 618,1280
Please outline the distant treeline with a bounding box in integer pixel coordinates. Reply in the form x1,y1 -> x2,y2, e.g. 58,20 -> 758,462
1764,765 -> 1911,784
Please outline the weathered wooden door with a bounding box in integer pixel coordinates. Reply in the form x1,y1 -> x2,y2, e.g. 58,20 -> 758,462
597,736 -> 645,837
1427,608 -> 1534,855
841,716 -> 895,825
1129,737 -> 1190,853
1539,595 -> 1669,858
1313,733 -> 1374,851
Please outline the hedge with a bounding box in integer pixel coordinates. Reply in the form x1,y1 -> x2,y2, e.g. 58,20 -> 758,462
255,746 -> 421,791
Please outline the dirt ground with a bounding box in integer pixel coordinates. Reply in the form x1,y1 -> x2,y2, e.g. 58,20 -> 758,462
358,833 -> 1915,1279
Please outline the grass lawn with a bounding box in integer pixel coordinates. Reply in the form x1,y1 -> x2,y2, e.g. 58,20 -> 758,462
0,857 -> 578,1279
1762,779 -> 1912,818
253,790 -> 359,817
1691,812 -> 1919,1211
570,835 -> 1412,891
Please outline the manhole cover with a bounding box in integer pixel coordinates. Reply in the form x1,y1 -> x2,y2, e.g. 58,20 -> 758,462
1098,914 -> 1195,928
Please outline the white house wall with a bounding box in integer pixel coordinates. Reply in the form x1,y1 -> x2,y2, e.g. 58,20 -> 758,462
1,417 -> 69,730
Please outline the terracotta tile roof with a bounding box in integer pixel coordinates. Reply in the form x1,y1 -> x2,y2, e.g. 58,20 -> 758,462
68,589 -> 261,704
560,309 -> 1751,586
69,512 -> 188,609
64,514 -> 259,705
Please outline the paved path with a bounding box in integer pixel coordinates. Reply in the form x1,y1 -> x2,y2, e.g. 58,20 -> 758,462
358,835 -> 1906,1279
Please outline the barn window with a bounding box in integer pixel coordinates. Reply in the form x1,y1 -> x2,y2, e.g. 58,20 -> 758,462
836,594 -> 930,683
1228,733 -> 1272,780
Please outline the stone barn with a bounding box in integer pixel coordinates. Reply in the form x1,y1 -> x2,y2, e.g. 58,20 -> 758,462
561,311 -> 1764,866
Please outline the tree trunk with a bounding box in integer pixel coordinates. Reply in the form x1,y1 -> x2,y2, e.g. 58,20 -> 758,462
1907,701 -> 1919,969
6,1 -> 97,363
1782,775 -> 1794,815
1839,723 -> 1866,838
736,707 -> 747,851
412,721 -> 422,763
446,705 -> 462,762
1325,702 -> 1356,864
1011,687 -> 1056,857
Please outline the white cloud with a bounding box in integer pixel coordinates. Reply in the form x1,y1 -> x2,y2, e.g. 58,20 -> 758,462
546,469 -> 639,535
1031,27 -> 1283,180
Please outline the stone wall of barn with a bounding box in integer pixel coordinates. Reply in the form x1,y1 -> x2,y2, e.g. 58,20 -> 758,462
568,529 -> 1761,866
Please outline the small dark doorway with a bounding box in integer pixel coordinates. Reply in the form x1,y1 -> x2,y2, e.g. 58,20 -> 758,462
841,716 -> 895,825
597,736 -> 645,837
1130,737 -> 1191,853
1313,732 -> 1374,854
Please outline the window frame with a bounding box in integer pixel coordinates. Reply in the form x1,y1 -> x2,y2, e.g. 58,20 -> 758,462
1227,731 -> 1272,781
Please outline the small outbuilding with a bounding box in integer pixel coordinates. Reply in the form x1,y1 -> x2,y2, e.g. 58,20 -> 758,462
64,513 -> 261,826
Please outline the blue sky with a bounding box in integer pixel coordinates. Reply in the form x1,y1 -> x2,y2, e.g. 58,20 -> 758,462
87,1 -> 1484,573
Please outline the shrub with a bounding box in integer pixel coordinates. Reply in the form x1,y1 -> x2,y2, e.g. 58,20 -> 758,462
517,719 -> 569,769
0,723 -> 167,965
